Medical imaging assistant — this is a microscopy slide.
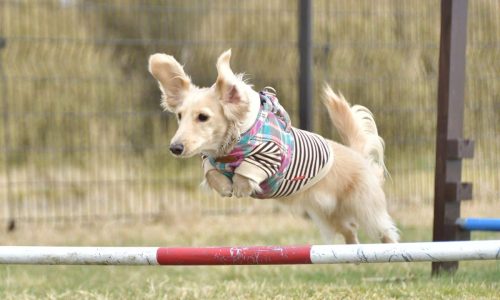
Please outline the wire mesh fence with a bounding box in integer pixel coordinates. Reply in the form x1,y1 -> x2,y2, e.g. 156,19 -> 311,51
0,0 -> 498,227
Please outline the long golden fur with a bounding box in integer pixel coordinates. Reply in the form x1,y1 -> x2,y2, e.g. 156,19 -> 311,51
148,49 -> 399,244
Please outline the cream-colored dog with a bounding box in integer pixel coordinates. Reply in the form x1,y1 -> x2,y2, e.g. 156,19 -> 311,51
148,49 -> 399,244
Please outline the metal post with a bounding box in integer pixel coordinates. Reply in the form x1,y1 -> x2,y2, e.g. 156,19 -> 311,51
298,0 -> 312,131
432,0 -> 472,275
0,37 -> 15,232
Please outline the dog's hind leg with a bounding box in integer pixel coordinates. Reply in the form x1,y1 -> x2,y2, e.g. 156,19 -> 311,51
364,206 -> 400,244
381,234 -> 397,243
337,219 -> 360,244
378,219 -> 400,243
305,207 -> 336,244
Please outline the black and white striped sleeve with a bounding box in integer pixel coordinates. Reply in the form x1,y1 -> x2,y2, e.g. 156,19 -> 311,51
234,142 -> 282,184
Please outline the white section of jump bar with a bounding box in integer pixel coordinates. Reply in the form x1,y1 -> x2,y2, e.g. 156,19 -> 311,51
310,240 -> 500,264
0,247 -> 159,265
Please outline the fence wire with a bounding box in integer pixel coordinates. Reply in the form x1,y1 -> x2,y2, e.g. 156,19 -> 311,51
0,0 -> 498,227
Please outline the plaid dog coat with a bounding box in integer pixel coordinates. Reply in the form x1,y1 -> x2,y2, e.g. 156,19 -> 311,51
204,91 -> 333,199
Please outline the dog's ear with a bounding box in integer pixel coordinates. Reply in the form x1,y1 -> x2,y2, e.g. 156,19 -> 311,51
215,49 -> 247,120
215,49 -> 241,104
148,53 -> 191,112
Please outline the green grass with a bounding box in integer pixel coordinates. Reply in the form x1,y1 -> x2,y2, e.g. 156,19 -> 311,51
0,212 -> 499,299
1,262 -> 498,299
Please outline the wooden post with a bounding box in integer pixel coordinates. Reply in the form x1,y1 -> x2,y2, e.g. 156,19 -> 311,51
432,0 -> 473,275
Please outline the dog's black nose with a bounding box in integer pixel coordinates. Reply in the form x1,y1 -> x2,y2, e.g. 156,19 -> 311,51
169,143 -> 184,155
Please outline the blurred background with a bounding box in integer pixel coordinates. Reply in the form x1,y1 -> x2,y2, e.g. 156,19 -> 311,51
0,0 -> 498,228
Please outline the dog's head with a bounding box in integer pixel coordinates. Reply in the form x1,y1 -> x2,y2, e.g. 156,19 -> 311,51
148,49 -> 255,158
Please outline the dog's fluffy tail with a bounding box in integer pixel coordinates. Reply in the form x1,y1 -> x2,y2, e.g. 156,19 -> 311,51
322,85 -> 388,183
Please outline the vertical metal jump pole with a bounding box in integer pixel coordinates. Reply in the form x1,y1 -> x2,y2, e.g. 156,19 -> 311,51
432,0 -> 473,275
299,0 -> 313,131
0,37 -> 15,231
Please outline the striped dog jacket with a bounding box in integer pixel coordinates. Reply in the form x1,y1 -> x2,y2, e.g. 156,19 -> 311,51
204,91 -> 333,199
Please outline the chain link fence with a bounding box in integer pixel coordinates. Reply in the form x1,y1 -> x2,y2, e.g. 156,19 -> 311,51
0,0 -> 498,227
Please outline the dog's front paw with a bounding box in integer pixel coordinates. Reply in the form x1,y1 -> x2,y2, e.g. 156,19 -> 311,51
232,174 -> 261,198
205,170 -> 233,197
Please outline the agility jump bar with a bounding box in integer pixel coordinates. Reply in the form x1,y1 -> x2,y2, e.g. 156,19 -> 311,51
0,241 -> 499,265
456,218 -> 500,232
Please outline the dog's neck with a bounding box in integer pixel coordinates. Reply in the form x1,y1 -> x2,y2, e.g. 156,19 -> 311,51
239,89 -> 261,133
211,88 -> 260,158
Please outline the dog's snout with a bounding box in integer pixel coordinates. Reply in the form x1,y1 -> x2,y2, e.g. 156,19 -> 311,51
169,143 -> 184,155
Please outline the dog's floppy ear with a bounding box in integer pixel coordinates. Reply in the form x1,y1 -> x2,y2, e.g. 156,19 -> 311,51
215,49 -> 246,120
148,53 -> 191,112
216,49 -> 241,104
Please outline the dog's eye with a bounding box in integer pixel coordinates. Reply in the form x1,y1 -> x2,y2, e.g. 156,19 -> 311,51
177,113 -> 182,120
198,114 -> 209,122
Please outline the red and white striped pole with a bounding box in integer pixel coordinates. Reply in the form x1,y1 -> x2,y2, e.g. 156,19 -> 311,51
0,240 -> 498,265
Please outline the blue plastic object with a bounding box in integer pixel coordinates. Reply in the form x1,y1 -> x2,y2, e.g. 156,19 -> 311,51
456,218 -> 500,232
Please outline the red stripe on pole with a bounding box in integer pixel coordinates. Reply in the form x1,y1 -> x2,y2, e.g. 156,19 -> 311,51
156,246 -> 312,265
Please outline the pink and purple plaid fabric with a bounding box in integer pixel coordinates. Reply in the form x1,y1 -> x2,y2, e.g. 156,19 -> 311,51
207,91 -> 294,198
